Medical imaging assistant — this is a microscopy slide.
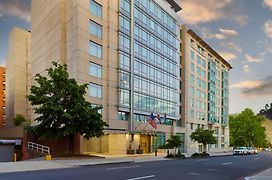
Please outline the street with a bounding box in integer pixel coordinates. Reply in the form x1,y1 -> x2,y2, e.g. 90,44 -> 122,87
1,152 -> 272,180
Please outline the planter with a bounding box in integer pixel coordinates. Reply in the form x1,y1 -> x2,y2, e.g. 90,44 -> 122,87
127,149 -> 135,155
136,149 -> 144,154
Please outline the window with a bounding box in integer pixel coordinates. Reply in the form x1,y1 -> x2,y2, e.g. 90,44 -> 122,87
120,16 -> 130,33
89,41 -> 102,58
90,0 -> 102,18
118,111 -> 129,121
190,63 -> 194,72
119,54 -> 130,70
90,21 -> 102,38
190,123 -> 193,130
89,83 -> 102,98
91,104 -> 102,114
191,51 -> 194,60
89,62 -> 102,78
119,35 -> 130,52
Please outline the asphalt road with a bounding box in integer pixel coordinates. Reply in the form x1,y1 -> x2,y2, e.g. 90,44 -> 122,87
1,152 -> 272,180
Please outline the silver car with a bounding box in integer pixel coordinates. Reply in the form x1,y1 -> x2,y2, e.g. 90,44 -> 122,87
233,147 -> 248,155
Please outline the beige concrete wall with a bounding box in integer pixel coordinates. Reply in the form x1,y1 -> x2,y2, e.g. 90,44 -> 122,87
6,28 -> 31,127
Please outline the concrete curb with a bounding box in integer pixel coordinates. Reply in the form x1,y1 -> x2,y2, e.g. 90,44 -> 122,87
77,160 -> 135,167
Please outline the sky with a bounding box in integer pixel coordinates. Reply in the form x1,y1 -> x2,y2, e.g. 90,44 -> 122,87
0,0 -> 271,114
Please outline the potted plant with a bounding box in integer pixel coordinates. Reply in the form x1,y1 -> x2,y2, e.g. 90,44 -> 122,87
127,144 -> 135,155
136,145 -> 144,154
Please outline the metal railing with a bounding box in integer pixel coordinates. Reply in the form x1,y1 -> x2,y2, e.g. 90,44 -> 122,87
27,142 -> 50,154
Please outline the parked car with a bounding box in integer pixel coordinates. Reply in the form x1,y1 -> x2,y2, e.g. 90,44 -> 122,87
253,147 -> 258,154
233,147 -> 248,155
246,147 -> 254,154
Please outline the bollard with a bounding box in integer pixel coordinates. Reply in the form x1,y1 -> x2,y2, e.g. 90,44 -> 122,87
13,153 -> 17,162
45,154 -> 52,160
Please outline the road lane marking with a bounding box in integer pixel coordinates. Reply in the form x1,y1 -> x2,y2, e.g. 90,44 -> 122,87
127,175 -> 155,180
222,162 -> 232,165
208,168 -> 217,171
106,165 -> 140,170
254,158 -> 260,160
188,172 -> 200,176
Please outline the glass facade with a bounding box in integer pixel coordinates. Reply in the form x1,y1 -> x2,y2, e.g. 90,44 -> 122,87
118,0 -> 180,122
207,54 -> 229,126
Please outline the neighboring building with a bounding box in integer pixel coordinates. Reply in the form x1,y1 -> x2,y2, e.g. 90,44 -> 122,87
31,0 -> 183,154
0,67 -> 6,127
262,119 -> 272,145
5,28 -> 31,127
180,25 -> 232,153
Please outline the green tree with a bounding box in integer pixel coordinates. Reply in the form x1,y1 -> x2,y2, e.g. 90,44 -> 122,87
190,128 -> 217,153
165,135 -> 183,154
229,108 -> 268,147
13,114 -> 29,126
26,62 -> 108,153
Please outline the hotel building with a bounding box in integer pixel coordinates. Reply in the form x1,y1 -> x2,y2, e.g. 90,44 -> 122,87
181,25 -> 232,153
31,0 -> 183,154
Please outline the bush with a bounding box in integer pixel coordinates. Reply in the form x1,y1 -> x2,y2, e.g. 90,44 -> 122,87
165,153 -> 175,158
191,152 -> 200,157
201,152 -> 210,156
165,153 -> 185,158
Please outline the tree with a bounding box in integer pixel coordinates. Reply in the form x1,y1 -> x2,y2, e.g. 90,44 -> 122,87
190,128 -> 217,153
165,135 -> 183,154
26,62 -> 108,153
13,114 -> 29,126
230,108 -> 268,148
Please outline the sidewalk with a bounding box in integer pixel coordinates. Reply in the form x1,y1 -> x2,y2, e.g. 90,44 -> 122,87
244,167 -> 272,180
0,151 -> 232,173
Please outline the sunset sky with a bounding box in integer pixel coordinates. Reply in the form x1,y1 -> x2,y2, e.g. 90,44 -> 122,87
0,0 -> 272,114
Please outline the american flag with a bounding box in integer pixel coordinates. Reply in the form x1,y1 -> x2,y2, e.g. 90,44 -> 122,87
156,114 -> 161,124
147,113 -> 157,129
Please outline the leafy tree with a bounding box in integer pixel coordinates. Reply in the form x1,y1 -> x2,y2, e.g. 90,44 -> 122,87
230,108 -> 268,147
26,62 -> 108,153
13,114 -> 29,126
165,135 -> 183,154
190,128 -> 217,153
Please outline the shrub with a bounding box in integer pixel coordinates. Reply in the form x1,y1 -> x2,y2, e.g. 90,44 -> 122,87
191,152 -> 200,157
165,153 -> 175,158
175,153 -> 185,158
201,152 -> 210,156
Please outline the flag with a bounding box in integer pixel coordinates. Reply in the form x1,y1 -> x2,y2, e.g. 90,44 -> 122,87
156,114 -> 161,124
147,113 -> 157,129
161,113 -> 166,124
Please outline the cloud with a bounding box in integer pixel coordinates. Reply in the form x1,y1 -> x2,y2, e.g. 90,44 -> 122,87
177,0 -> 233,25
177,0 -> 248,26
230,80 -> 262,89
263,0 -> 272,10
0,0 -> 31,23
242,75 -> 272,96
219,28 -> 238,36
234,15 -> 249,26
263,20 -> 272,39
243,64 -> 250,73
226,42 -> 242,53
220,52 -> 237,61
245,54 -> 263,63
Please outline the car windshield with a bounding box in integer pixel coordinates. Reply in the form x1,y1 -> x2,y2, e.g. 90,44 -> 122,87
237,147 -> 245,149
